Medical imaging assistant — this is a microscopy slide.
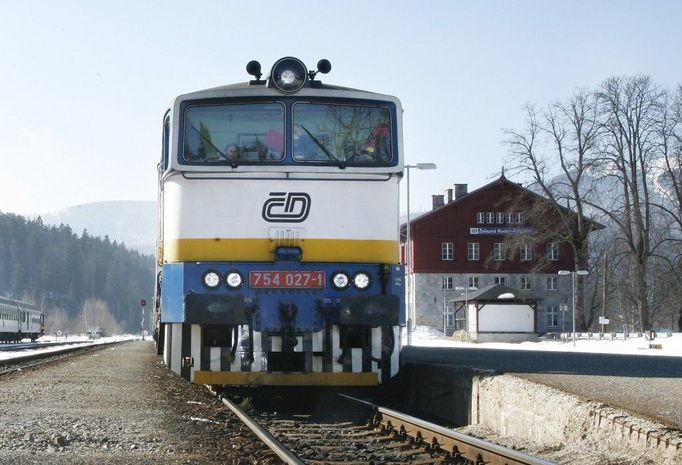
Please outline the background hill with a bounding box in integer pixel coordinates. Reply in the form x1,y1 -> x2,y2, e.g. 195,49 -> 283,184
0,211 -> 155,334
35,201 -> 156,256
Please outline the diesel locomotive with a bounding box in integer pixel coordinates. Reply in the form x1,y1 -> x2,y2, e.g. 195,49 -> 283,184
153,57 -> 405,385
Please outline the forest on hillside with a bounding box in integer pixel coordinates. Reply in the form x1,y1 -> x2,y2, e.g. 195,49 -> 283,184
0,212 -> 154,334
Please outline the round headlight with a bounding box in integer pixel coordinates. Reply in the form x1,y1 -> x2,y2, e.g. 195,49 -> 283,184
271,57 -> 307,93
202,271 -> 221,289
225,271 -> 243,288
352,272 -> 371,290
331,272 -> 350,289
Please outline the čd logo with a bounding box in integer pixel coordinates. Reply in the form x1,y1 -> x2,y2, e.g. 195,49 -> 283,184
262,192 -> 311,223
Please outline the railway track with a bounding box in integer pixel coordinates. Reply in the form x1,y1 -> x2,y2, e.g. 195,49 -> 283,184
0,339 -> 131,376
0,340 -> 94,351
207,386 -> 556,465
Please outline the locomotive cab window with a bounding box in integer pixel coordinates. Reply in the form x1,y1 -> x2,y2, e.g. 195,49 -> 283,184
183,102 -> 285,163
292,103 -> 392,164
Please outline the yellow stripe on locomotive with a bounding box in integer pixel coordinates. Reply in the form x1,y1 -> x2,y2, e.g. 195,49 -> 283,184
163,238 -> 398,263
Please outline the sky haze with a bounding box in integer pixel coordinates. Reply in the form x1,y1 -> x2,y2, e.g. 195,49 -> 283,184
1,0 -> 680,216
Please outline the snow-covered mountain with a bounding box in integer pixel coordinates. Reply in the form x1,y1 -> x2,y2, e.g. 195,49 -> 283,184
34,201 -> 157,256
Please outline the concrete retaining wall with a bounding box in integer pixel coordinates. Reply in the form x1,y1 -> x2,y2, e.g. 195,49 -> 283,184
401,362 -> 682,464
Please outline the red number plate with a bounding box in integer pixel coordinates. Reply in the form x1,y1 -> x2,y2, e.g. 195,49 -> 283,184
249,271 -> 326,289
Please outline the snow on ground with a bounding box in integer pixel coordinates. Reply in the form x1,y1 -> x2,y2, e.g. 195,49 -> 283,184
410,326 -> 682,357
0,334 -> 140,361
3,330 -> 680,362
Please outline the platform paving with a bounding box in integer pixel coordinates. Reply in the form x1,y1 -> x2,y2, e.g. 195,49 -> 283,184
401,345 -> 682,429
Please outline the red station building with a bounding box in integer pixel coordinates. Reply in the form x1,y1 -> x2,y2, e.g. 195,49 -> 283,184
402,174 -> 601,340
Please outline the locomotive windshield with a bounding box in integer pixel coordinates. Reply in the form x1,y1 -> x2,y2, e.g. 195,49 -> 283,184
292,103 -> 391,164
181,100 -> 393,165
183,103 -> 285,162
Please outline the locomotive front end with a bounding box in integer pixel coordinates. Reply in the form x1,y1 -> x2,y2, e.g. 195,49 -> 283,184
155,57 -> 405,385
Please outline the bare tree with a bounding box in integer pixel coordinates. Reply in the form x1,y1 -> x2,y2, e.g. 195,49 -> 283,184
80,298 -> 122,336
654,85 -> 682,331
43,306 -> 72,335
505,89 -> 603,330
593,76 -> 668,333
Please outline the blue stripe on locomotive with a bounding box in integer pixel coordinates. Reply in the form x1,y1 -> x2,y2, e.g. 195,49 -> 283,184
160,262 -> 405,330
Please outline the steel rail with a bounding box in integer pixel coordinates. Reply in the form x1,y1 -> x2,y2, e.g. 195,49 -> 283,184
0,341 -> 94,352
0,340 -> 133,375
205,386 -> 305,465
340,394 -> 557,465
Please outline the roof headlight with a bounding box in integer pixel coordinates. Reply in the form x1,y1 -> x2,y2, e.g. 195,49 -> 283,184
225,271 -> 243,289
352,272 -> 371,290
202,270 -> 221,289
331,272 -> 350,290
271,57 -> 307,93
280,69 -> 297,86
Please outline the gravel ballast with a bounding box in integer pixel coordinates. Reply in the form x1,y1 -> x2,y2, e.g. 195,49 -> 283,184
0,341 -> 283,464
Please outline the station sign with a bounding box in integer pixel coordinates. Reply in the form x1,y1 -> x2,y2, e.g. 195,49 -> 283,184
470,227 -> 534,235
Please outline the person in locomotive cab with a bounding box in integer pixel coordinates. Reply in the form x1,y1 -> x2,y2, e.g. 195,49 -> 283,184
362,122 -> 390,161
226,144 -> 241,160
264,128 -> 284,159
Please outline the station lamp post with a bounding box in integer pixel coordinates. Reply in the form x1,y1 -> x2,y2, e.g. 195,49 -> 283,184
405,162 -> 436,345
558,270 -> 589,346
454,285 -> 477,334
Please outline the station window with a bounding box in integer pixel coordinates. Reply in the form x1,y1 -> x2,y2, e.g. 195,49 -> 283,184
476,212 -> 485,224
467,243 -> 480,261
441,242 -> 454,261
546,306 -> 559,328
494,276 -> 506,285
546,276 -> 558,290
547,243 -> 559,261
443,305 -> 454,327
506,212 -> 514,223
496,212 -> 505,224
494,243 -> 506,261
486,212 -> 495,223
520,276 -> 533,290
468,276 -> 479,289
520,243 -> 533,261
442,276 -> 453,290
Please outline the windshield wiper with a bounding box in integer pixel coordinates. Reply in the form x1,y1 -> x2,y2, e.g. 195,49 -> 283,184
189,124 -> 229,161
298,124 -> 341,164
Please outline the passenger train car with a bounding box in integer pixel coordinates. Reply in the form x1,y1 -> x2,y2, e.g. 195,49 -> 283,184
0,296 -> 44,342
153,57 -> 404,385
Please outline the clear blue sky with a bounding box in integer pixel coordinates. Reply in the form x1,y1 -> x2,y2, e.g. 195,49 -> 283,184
1,0 -> 680,216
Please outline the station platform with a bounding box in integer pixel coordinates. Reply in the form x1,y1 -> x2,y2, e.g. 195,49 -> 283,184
401,344 -> 682,429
